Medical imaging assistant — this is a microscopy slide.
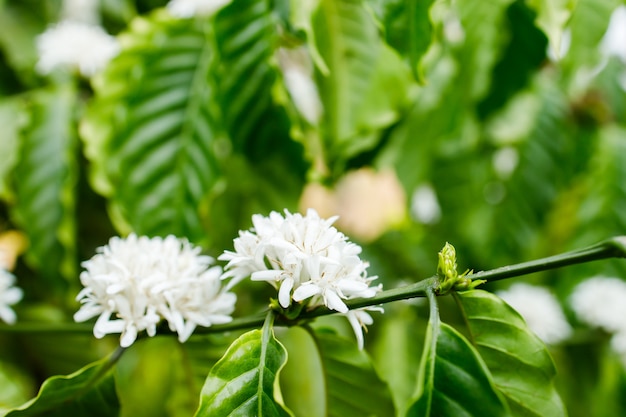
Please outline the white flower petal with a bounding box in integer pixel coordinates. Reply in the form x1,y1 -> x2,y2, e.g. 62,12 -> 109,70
279,277 -> 295,308
325,289 -> 348,313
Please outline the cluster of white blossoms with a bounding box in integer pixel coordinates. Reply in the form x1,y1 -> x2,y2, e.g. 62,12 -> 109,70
74,234 -> 236,347
36,21 -> 119,77
167,0 -> 232,18
219,209 -> 383,348
0,268 -> 22,325
570,276 -> 626,365
497,283 -> 572,345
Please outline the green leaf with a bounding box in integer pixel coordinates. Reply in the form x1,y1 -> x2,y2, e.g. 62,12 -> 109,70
408,289 -> 510,417
195,313 -> 291,417
561,0 -> 621,76
455,0 -> 516,101
312,0 -> 381,157
213,0 -> 279,150
408,322 -> 511,417
276,327 -> 326,417
5,349 -> 122,417
0,99 -> 27,200
81,11 -> 219,242
525,0 -> 575,57
455,290 -> 567,417
370,305 -> 425,416
379,0 -> 436,82
12,85 -> 77,286
314,329 -> 395,417
0,360 -> 34,414
477,1 -> 547,119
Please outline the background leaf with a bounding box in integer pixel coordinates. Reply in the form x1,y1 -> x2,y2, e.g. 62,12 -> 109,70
455,290 -> 567,417
11,85 -> 77,291
195,319 -> 291,417
313,328 -> 395,417
4,349 -> 122,417
212,0 -> 279,151
375,0 -> 436,82
312,0 -> 381,163
276,326 -> 326,417
82,11 -> 219,242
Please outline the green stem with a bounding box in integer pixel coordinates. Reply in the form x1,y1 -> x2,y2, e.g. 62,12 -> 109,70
465,236 -> 626,283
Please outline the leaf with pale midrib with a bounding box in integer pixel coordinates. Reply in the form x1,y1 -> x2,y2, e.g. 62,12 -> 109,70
195,320 -> 291,417
5,351 -> 121,417
12,86 -> 77,287
82,11 -> 218,242
455,290 -> 567,417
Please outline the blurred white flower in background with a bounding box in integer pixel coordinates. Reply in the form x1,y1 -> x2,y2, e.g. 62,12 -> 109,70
36,21 -> 120,77
601,6 -> 626,63
497,283 -> 572,345
569,276 -> 626,333
411,183 -> 441,225
167,0 -> 232,18
278,47 -> 323,125
74,234 -> 237,347
0,268 -> 22,325
219,209 -> 383,348
570,276 -> 626,368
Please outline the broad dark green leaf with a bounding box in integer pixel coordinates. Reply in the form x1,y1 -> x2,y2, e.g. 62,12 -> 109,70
82,10 -> 219,242
408,290 -> 510,417
455,290 -> 567,417
314,329 -> 395,417
5,350 -> 122,417
195,319 -> 291,417
12,85 -> 77,286
213,0 -> 279,150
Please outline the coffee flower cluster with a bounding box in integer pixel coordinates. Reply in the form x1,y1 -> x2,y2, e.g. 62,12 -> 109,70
74,234 -> 236,347
219,209 -> 382,348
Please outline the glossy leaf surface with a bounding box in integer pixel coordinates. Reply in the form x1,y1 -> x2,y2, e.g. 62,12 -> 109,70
5,350 -> 122,417
195,317 -> 291,417
456,290 -> 567,417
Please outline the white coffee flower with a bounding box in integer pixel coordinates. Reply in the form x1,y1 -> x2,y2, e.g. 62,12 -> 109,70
0,268 -> 22,325
36,21 -> 119,77
570,276 -> 626,333
497,283 -> 572,345
167,0 -> 232,18
75,234 -> 236,347
219,209 -> 383,348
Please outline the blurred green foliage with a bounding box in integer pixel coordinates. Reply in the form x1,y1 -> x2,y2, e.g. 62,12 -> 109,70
1,0 -> 626,416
